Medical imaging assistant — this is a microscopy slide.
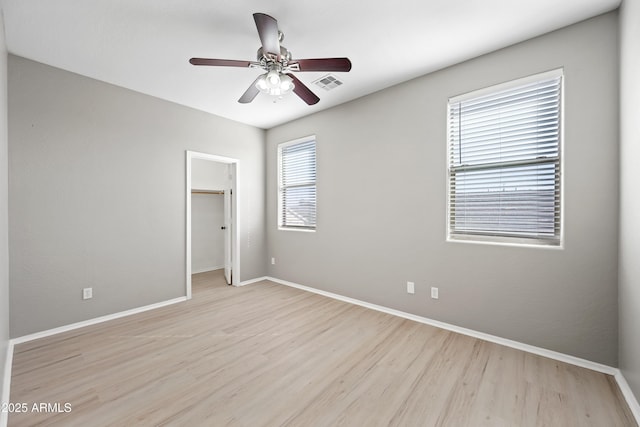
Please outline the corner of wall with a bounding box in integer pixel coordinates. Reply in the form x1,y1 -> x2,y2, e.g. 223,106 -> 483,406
619,0 -> 640,407
0,4 -> 12,421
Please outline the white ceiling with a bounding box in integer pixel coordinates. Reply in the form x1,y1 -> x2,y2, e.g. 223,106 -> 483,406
0,0 -> 620,129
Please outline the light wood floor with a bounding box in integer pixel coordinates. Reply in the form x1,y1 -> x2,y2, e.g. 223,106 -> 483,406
8,270 -> 637,426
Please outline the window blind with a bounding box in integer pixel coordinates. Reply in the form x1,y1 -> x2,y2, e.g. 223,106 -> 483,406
448,72 -> 562,244
279,138 -> 316,229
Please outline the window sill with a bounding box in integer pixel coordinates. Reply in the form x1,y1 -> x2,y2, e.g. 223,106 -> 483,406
278,227 -> 316,233
447,234 -> 562,250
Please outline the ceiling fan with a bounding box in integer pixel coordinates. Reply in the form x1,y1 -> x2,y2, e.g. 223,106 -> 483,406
189,13 -> 352,105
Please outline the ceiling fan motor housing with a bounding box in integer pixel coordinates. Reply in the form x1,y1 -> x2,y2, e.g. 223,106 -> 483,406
257,46 -> 293,69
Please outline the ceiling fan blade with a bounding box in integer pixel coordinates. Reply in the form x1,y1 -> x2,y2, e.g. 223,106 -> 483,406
238,76 -> 263,104
286,73 -> 320,105
253,13 -> 281,60
291,58 -> 352,72
189,58 -> 255,67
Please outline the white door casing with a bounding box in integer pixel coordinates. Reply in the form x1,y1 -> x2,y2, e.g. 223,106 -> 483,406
186,151 -> 240,298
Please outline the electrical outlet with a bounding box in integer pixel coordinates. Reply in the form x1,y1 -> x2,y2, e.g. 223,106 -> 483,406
271,257 -> 276,265
431,287 -> 439,300
82,287 -> 93,300
407,281 -> 415,294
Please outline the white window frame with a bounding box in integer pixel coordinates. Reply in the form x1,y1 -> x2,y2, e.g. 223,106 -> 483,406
446,69 -> 564,247
277,135 -> 317,232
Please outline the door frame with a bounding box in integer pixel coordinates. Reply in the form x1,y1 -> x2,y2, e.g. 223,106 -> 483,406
186,151 -> 240,298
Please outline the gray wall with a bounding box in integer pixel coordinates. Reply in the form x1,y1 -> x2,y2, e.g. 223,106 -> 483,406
8,56 -> 266,337
619,0 -> 640,400
266,13 -> 619,365
0,11 -> 9,404
191,158 -> 229,191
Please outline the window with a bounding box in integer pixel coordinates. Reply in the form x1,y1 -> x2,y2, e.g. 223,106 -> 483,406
447,70 -> 562,246
278,136 -> 317,230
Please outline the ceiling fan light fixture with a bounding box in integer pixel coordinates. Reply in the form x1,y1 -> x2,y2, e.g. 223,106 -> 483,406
255,75 -> 269,91
267,69 -> 281,86
279,73 -> 294,92
255,71 -> 294,97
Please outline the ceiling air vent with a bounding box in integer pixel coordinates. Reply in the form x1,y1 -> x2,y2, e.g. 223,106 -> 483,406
314,74 -> 344,91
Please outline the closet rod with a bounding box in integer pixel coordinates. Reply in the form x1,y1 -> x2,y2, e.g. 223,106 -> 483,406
191,189 -> 224,195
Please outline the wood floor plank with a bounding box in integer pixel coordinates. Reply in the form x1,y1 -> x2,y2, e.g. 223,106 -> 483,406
7,270 -> 638,426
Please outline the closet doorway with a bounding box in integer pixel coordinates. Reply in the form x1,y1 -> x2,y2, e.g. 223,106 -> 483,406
185,151 -> 239,299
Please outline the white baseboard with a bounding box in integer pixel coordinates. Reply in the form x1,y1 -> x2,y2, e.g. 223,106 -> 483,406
266,276 -> 616,375
615,370 -> 640,422
192,265 -> 224,274
1,340 -> 14,427
11,296 -> 187,345
266,276 -> 640,423
0,296 -> 186,427
2,277 -> 638,426
238,276 -> 268,287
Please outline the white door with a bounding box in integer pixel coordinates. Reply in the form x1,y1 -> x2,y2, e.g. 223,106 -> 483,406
223,189 -> 232,284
